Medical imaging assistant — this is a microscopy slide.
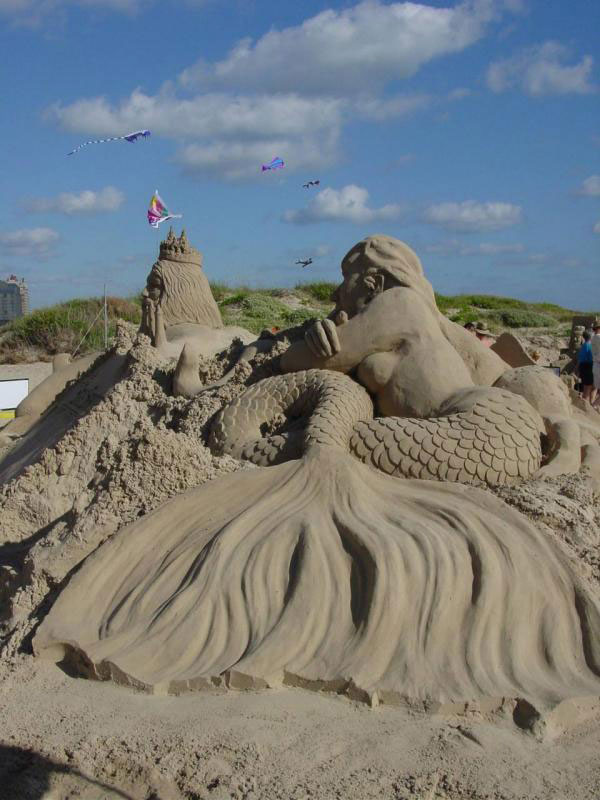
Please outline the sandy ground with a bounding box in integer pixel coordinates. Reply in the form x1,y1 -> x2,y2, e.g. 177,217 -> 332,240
2,656 -> 600,800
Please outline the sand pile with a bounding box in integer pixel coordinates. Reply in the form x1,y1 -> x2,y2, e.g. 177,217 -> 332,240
0,326 -> 291,669
1,323 -> 600,799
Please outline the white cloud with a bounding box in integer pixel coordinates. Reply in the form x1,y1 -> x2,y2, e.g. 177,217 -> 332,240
355,93 -> 432,120
447,87 -> 472,101
594,221 -> 600,234
578,175 -> 600,197
425,239 -> 524,256
49,90 -> 344,180
49,90 -> 343,141
486,41 -> 596,96
45,1 -> 520,180
25,187 -> 124,215
0,228 -> 59,256
177,132 -> 340,181
283,185 -> 403,225
0,0 -> 148,25
180,0 -> 515,96
424,201 -> 522,232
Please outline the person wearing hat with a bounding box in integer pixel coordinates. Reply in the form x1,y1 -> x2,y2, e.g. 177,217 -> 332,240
474,321 -> 496,348
591,319 -> 600,407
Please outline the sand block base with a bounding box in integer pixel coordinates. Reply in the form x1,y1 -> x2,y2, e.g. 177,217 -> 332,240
46,643 -> 599,739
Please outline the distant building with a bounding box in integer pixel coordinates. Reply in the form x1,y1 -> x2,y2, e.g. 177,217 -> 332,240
0,275 -> 29,326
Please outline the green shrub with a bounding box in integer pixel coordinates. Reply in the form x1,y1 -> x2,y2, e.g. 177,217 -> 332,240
219,291 -> 324,334
296,282 -> 337,302
209,282 -> 231,302
219,290 -> 250,306
495,309 -> 556,328
3,297 -> 141,357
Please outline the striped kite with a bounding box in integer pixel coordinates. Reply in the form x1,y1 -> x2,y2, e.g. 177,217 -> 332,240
67,130 -> 151,156
147,190 -> 182,229
262,157 -> 285,171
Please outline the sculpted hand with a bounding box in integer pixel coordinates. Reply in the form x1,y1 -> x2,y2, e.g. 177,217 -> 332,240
153,304 -> 167,349
305,317 -> 343,358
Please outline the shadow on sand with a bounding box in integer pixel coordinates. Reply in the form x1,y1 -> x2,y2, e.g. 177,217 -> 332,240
0,743 -> 137,800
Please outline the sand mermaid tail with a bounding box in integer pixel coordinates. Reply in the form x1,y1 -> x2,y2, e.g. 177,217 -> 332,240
209,370 -> 543,486
35,446 -> 600,709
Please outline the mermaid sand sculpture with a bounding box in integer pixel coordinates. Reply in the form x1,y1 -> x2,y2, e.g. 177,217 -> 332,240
212,235 -> 600,486
35,236 -> 600,715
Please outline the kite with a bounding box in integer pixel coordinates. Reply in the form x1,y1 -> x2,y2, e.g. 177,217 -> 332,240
302,180 -> 320,188
147,190 -> 182,229
67,130 -> 151,155
295,258 -> 313,268
262,157 -> 285,171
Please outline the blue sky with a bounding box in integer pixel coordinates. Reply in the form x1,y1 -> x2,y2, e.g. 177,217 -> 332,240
1,0 -> 598,310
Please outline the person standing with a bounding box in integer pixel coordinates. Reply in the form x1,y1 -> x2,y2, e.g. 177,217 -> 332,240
591,320 -> 600,408
577,330 -> 595,403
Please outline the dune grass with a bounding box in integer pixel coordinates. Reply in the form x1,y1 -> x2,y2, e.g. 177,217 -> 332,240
0,296 -> 141,363
434,293 -> 577,330
1,284 -> 596,364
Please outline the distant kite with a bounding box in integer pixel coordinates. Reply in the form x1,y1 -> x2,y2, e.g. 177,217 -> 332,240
302,180 -> 320,188
262,157 -> 285,171
67,130 -> 151,155
148,190 -> 182,229
295,258 -> 313,268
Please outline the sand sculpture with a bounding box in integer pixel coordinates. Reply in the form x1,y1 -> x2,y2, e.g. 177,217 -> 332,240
140,228 -> 254,361
33,236 -> 600,715
213,236 -> 599,486
2,351 -> 99,438
490,332 -> 536,368
0,229 -> 256,476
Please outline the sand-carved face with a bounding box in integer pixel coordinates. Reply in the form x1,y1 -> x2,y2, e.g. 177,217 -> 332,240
144,264 -> 163,303
330,235 -> 437,320
330,251 -> 375,319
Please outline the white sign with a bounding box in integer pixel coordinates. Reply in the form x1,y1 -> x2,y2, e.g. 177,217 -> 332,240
0,378 -> 29,410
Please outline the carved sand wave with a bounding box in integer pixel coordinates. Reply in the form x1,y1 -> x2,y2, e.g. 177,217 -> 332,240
34,447 -> 600,709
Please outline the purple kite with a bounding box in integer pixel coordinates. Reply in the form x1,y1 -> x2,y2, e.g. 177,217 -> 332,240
67,130 -> 151,155
148,190 -> 182,229
262,157 -> 285,171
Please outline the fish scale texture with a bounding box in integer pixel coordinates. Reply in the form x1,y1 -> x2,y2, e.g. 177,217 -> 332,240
209,369 -> 373,465
350,387 -> 542,486
210,372 -> 543,486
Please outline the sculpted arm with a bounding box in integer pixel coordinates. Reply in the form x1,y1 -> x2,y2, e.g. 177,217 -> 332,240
281,290 -> 409,374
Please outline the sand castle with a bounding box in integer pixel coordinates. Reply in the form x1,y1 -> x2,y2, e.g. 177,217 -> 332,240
10,235 -> 594,725
1,230 -> 255,443
140,227 -> 254,360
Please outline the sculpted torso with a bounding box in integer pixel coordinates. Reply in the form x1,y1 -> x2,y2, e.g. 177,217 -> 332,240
281,255 -> 473,419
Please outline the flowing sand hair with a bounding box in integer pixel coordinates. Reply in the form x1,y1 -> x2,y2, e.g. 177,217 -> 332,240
343,235 -> 438,312
154,259 -> 222,329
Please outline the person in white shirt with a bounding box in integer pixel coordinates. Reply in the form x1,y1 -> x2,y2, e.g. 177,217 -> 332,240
591,319 -> 600,408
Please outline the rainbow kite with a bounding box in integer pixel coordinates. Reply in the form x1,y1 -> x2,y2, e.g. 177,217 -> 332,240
67,130 -> 151,155
262,157 -> 285,171
147,190 -> 182,229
